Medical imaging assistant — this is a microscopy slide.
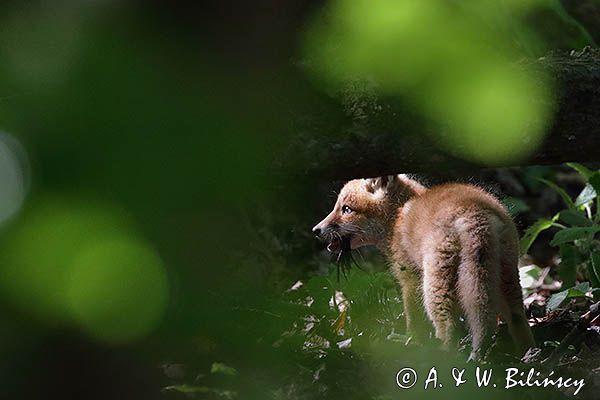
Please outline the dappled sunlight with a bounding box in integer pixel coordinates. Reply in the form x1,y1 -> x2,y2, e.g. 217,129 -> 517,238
303,0 -> 555,164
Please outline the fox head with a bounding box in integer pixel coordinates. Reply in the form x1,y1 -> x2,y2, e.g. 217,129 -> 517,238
312,174 -> 426,252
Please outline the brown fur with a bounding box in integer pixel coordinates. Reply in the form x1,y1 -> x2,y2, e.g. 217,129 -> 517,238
313,175 -> 535,360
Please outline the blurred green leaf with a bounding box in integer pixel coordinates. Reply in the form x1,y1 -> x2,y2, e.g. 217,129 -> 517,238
547,284 -> 588,311
211,362 -> 238,376
559,209 -> 592,227
546,1 -> 597,48
550,226 -> 600,247
538,178 -> 575,209
575,281 -> 591,293
520,216 -> 557,254
566,162 -> 594,180
546,291 -> 569,311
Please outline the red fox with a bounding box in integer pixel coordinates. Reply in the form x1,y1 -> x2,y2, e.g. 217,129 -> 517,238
312,174 -> 535,360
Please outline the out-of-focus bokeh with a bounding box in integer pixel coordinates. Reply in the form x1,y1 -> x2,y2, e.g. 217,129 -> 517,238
0,0 -> 596,399
303,0 -> 557,164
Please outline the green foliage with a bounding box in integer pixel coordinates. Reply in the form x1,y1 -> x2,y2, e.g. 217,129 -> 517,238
546,282 -> 597,311
520,215 -> 558,254
550,226 -> 600,247
164,266 -> 416,399
279,266 -> 406,357
522,163 -> 600,305
211,362 -> 238,377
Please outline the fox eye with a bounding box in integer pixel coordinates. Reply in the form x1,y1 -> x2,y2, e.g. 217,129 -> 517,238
341,205 -> 353,214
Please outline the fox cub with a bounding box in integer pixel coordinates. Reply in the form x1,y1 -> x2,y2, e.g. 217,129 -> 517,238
313,174 -> 535,360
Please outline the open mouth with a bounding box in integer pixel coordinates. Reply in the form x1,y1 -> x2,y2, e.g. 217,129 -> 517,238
326,235 -> 359,280
326,237 -> 343,253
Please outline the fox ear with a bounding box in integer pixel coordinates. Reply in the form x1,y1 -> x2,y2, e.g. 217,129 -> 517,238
363,175 -> 397,195
364,174 -> 425,199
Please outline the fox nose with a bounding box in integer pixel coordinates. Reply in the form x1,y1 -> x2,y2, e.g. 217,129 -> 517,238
312,226 -> 321,236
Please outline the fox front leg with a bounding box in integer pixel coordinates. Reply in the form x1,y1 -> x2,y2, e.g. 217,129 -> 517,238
393,265 -> 431,343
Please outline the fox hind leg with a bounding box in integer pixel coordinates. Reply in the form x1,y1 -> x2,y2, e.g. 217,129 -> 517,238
422,237 -> 462,349
499,229 -> 535,355
456,213 -> 502,361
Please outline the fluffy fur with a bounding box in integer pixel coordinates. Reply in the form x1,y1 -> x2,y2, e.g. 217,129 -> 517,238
313,174 -> 535,360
